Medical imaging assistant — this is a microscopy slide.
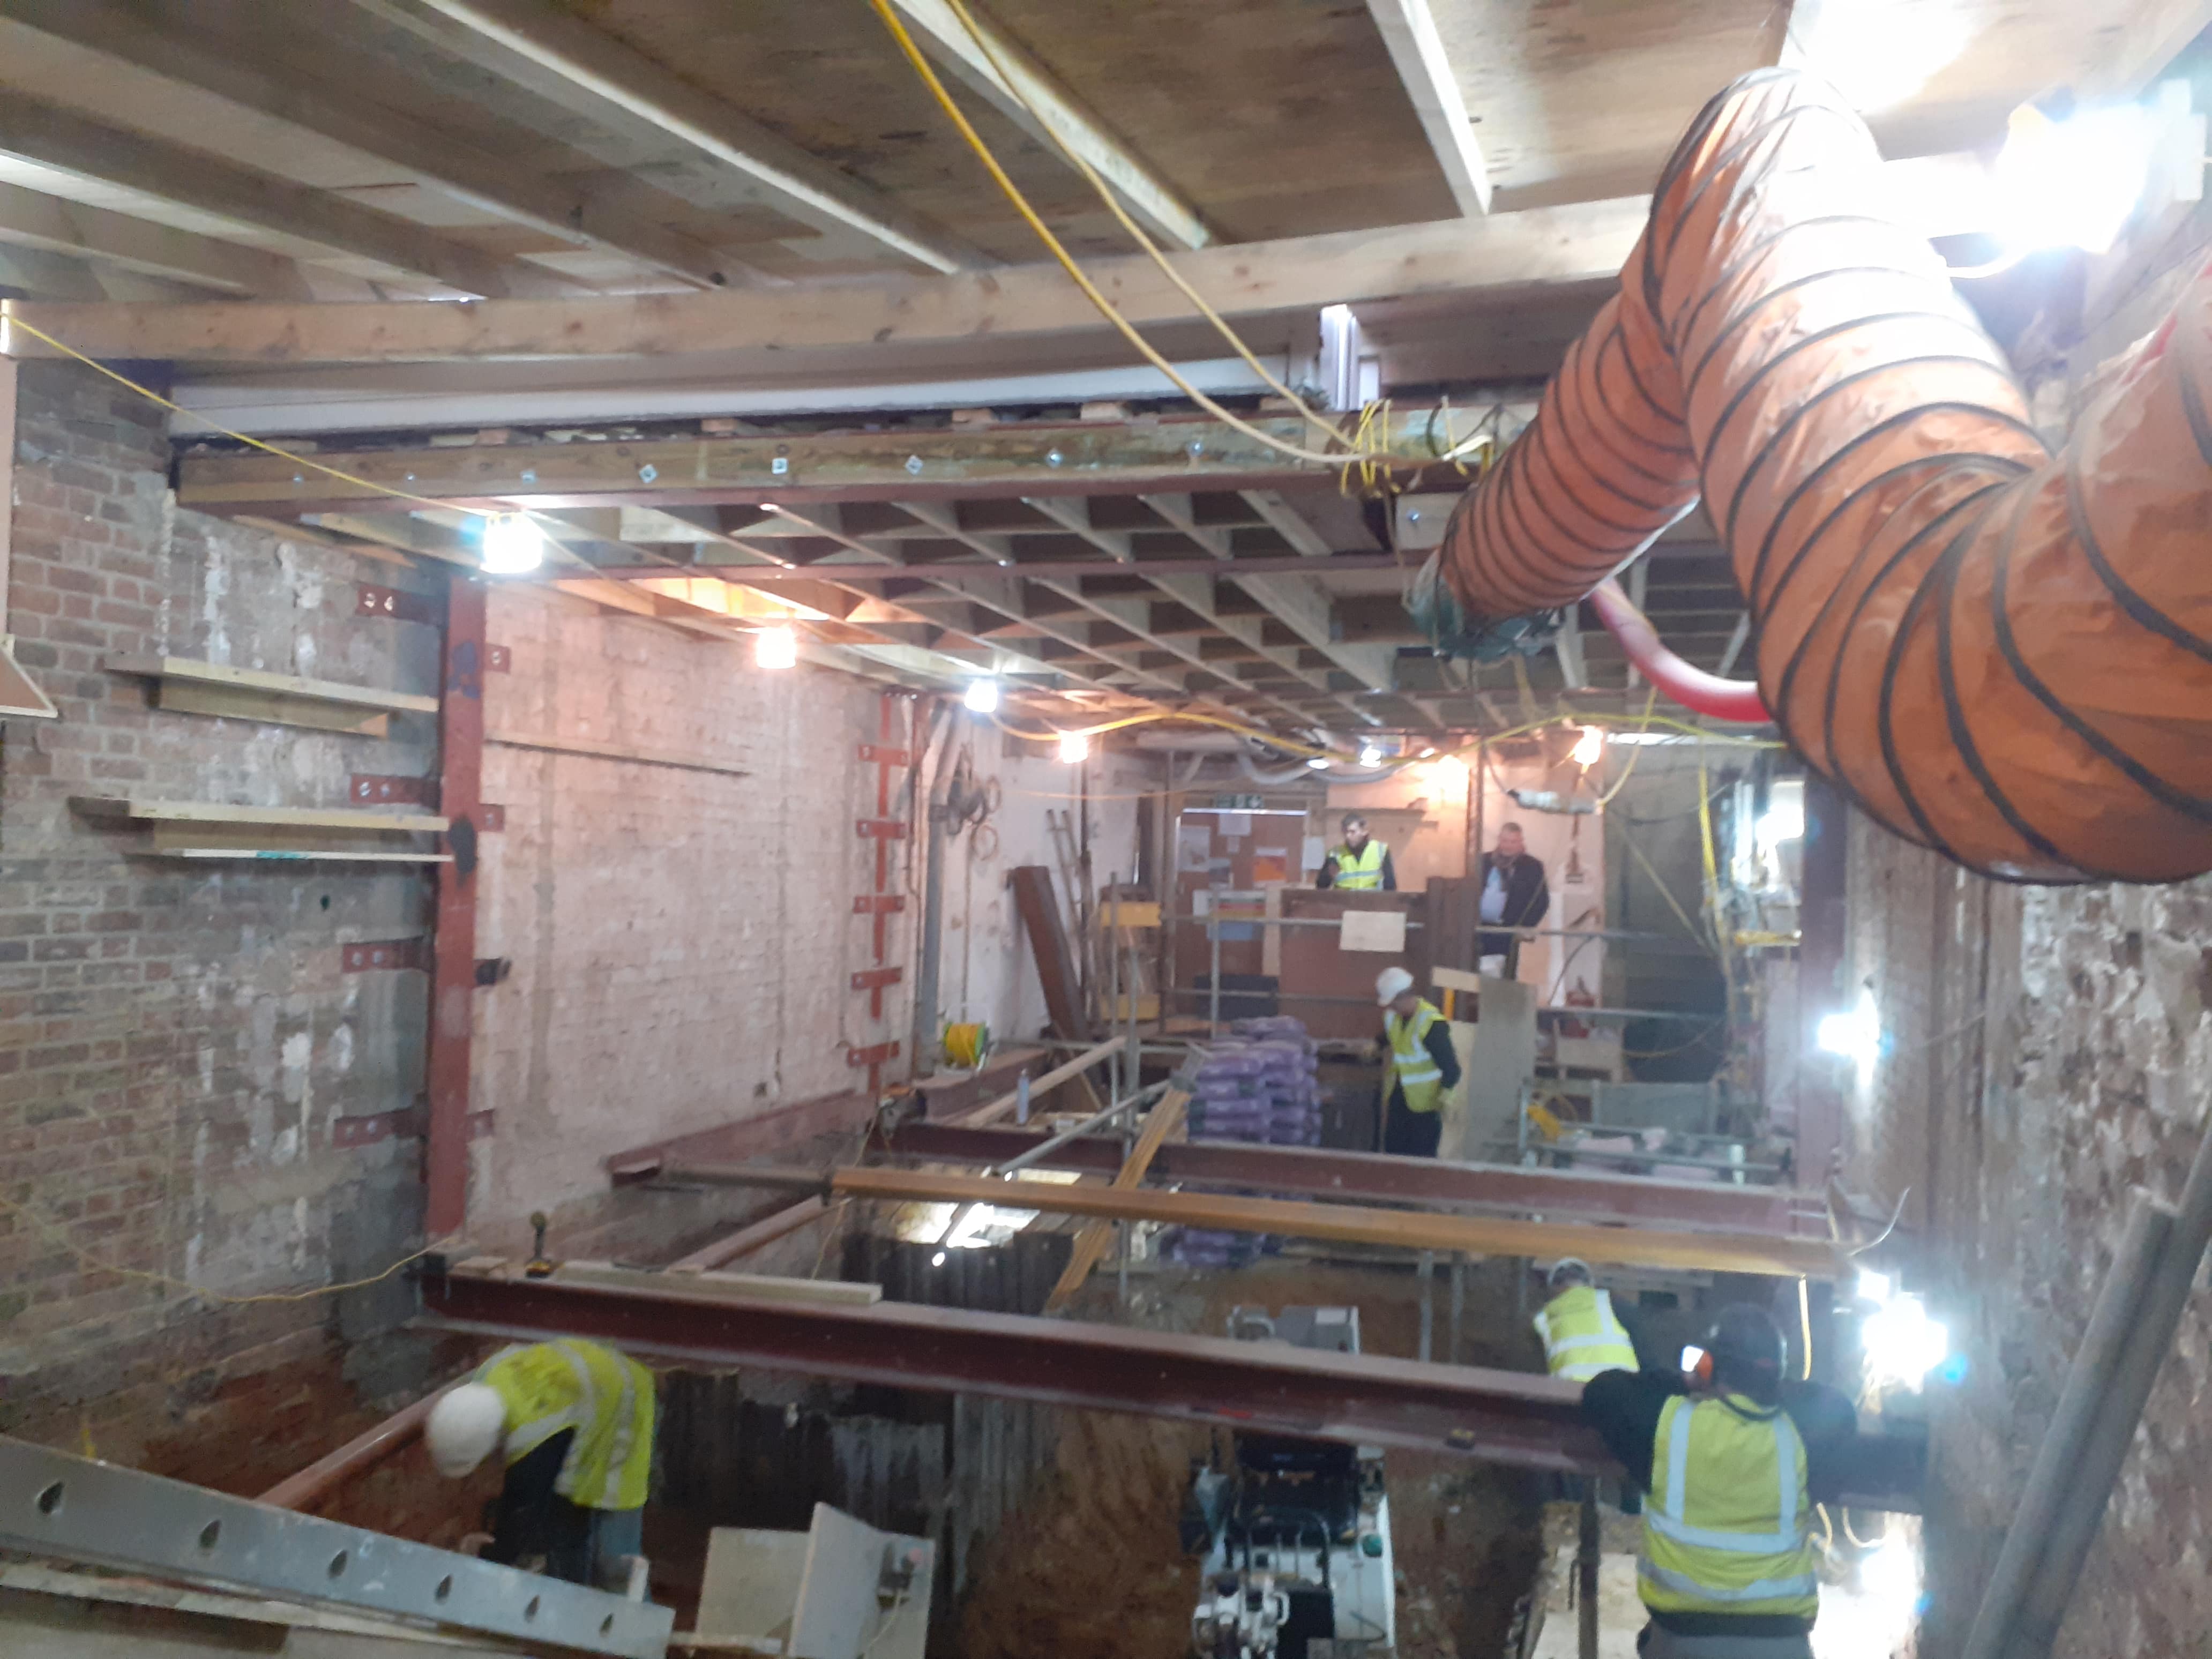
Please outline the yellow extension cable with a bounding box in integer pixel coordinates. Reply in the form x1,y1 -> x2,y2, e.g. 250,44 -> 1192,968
867,0 -> 1496,483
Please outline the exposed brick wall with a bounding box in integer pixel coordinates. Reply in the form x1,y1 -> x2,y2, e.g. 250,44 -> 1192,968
467,585 -> 913,1259
1841,817 -> 2212,1656
0,362 -> 444,1471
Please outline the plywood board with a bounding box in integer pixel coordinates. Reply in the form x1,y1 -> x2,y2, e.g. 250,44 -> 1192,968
697,1527 -> 810,1644
1462,974 -> 1537,1159
788,1504 -> 932,1659
1339,908 -> 1408,953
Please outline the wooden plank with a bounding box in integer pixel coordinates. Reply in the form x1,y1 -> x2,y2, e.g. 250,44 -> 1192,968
72,797 -> 447,832
1364,0 -> 1493,214
1010,864 -> 1091,1043
0,0 -> 741,289
0,356 -> 12,634
0,93 -> 528,298
1041,1087 -> 1189,1312
956,1037 -> 1119,1127
157,678 -> 391,736
884,0 -> 1210,249
144,828 -> 453,863
837,1162 -> 1842,1281
406,0 -> 985,274
109,654 -> 439,713
4,201 -> 1649,365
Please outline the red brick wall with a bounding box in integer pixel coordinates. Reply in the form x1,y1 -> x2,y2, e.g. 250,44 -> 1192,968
0,362 -> 447,1469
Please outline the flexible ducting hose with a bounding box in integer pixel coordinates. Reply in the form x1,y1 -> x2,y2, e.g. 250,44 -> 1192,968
1418,69 -> 2212,883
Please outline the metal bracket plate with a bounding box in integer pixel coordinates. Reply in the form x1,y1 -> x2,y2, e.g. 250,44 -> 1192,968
857,743 -> 909,766
849,967 -> 902,991
341,939 -> 430,974
847,1041 -> 900,1068
355,585 -> 437,625
0,1436 -> 670,1658
350,774 -> 437,808
485,644 -> 511,672
853,894 -> 906,915
855,819 -> 907,840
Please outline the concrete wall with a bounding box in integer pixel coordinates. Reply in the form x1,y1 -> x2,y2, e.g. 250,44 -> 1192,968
0,361 -> 440,1473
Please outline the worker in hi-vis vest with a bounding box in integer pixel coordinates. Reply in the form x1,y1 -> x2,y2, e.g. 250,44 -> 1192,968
1533,1258 -> 1639,1381
425,1338 -> 656,1590
1375,965 -> 1460,1159
1580,1305 -> 1856,1657
1318,811 -> 1395,890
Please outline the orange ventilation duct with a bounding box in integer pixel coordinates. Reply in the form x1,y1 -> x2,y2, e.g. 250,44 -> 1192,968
1417,69 -> 2212,884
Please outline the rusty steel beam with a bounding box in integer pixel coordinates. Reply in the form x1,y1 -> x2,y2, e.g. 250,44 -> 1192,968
258,1390 -> 447,1511
874,1124 -> 1828,1237
413,1267 -> 1923,1510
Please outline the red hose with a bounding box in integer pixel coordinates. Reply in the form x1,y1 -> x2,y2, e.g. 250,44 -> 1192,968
1429,70 -> 2212,883
1586,580 -> 1769,724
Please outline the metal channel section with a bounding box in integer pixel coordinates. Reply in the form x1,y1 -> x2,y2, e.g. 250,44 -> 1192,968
878,1123 -> 1827,1237
0,1436 -> 672,1658
416,1268 -> 1923,1512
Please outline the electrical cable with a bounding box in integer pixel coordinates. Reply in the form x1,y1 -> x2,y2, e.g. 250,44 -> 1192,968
0,1189 -> 447,1305
865,0 -> 1497,480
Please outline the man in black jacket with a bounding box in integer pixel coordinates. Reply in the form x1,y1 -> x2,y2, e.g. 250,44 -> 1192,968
1476,820 -> 1549,968
1580,1306 -> 1855,1656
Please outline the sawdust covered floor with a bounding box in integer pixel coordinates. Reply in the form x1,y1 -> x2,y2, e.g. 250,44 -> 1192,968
954,1257 -> 1546,1658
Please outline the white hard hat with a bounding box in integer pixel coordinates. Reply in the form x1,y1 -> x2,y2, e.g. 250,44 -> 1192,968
425,1384 -> 506,1478
1376,966 -> 1415,1006
1548,1257 -> 1594,1290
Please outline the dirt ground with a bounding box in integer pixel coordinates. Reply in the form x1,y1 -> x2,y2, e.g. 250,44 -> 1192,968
954,1254 -> 1549,1658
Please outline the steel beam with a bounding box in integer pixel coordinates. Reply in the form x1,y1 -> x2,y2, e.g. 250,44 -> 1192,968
870,1124 -> 1828,1237
425,577 -> 485,1237
0,1435 -> 669,1656
413,1268 -> 1923,1511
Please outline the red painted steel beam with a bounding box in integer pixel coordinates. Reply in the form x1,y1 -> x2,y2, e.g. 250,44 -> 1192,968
413,1269 -> 1923,1511
258,1390 -> 447,1511
872,1124 -> 1824,1237
425,577 -> 487,1238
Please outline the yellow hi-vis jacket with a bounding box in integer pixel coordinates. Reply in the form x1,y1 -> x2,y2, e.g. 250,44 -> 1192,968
1639,1393 -> 1819,1621
479,1339 -> 655,1512
1533,1286 -> 1638,1381
1384,998 -> 1447,1115
1331,840 -> 1388,890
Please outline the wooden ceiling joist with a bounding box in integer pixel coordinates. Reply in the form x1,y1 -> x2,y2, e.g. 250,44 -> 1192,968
0,93 -> 540,298
0,179 -> 308,298
388,0 -> 989,275
0,0 -> 746,291
881,0 -> 1211,250
1363,0 -> 1493,215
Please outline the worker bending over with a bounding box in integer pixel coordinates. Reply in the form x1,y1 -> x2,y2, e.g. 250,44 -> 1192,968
1376,966 -> 1460,1159
1318,812 -> 1395,890
426,1337 -> 656,1589
1533,1258 -> 1639,1380
1581,1306 -> 1855,1658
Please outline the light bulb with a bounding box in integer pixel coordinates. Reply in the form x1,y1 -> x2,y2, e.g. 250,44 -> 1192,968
1862,1293 -> 1950,1390
480,513 -> 543,574
1856,1269 -> 1894,1305
1571,725 -> 1605,768
1817,985 -> 1882,1080
754,625 -> 797,669
1306,757 -> 1331,770
1057,731 -> 1089,764
963,678 -> 1000,714
1758,799 -> 1806,848
1358,744 -> 1383,767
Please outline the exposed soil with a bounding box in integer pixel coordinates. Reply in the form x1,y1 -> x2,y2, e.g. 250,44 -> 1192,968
954,1254 -> 1549,1658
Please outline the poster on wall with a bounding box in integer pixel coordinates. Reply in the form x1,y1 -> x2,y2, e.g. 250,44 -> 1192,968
1252,847 -> 1289,885
1177,822 -> 1213,871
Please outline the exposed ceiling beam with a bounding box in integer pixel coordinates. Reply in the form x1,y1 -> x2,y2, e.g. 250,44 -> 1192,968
2084,0 -> 2212,95
392,0 -> 988,275
604,552 -> 1403,582
0,243 -> 104,300
0,153 -> 1995,364
1237,489 -> 1406,705
881,0 -> 1210,250
1363,0 -> 1491,215
163,410 -> 1497,514
0,179 -> 308,297
0,93 -> 540,297
0,0 -> 746,290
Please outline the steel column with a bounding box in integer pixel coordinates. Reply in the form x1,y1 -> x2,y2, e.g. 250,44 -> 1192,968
413,1269 -> 1924,1511
425,576 -> 485,1238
